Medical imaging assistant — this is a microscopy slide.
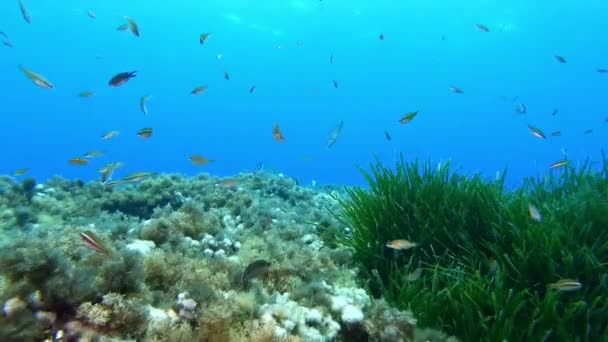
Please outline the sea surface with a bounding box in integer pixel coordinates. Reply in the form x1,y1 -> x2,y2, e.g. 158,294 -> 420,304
1,0 -> 607,185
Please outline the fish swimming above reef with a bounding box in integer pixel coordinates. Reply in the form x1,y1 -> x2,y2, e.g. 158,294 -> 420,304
98,162 -> 124,183
13,169 -> 28,176
109,71 -> 136,87
87,10 -> 96,19
20,66 -> 53,89
597,68 -> 607,73
69,157 -> 89,166
18,0 -> 31,24
116,23 -> 129,31
123,171 -> 155,182
249,85 -> 256,94
242,259 -> 271,288
81,230 -> 109,254
327,121 -> 344,149
189,155 -> 214,166
384,130 -> 391,141
516,103 -> 527,114
386,239 -> 418,250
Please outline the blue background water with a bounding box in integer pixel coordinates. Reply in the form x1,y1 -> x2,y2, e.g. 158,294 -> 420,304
1,0 -> 606,187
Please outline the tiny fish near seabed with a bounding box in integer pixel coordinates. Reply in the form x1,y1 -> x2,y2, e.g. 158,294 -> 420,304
528,204 -> 542,222
386,239 -> 418,250
81,230 -> 109,254
548,279 -> 582,292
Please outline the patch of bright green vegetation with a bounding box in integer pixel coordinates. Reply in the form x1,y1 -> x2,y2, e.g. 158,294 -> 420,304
337,155 -> 608,341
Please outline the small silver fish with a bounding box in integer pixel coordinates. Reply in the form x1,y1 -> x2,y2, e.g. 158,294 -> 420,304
528,204 -> 542,222
327,121 -> 344,148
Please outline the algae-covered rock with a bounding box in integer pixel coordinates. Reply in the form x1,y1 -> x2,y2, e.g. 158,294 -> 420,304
0,170 -> 427,340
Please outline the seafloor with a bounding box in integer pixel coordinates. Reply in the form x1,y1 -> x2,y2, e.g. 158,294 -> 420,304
0,172 -> 445,341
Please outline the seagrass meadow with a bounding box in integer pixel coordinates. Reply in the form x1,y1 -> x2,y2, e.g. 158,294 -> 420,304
336,155 -> 608,341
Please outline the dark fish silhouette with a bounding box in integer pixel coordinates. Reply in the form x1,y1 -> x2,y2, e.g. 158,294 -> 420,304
476,24 -> 489,32
554,55 -> 567,63
109,71 -> 136,87
19,0 -> 31,24
242,259 -> 271,288
384,131 -> 392,141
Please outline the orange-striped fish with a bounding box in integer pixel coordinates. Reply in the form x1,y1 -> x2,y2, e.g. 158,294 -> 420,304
273,122 -> 285,143
80,230 -> 109,254
69,157 -> 89,166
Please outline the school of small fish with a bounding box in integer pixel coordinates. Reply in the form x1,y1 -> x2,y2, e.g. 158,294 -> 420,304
3,3 -> 606,291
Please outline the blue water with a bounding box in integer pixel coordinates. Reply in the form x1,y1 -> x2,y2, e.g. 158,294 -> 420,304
1,0 -> 606,187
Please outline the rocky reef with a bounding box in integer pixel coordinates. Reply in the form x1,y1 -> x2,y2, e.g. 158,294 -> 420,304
0,171 -> 440,341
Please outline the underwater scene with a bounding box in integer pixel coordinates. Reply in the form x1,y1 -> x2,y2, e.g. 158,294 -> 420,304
1,0 -> 607,341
